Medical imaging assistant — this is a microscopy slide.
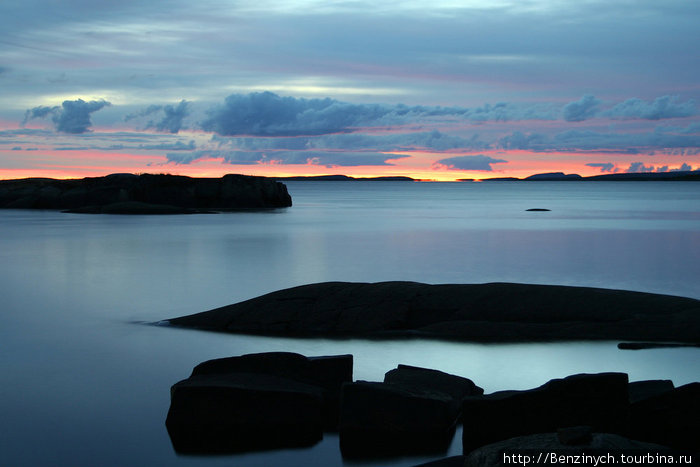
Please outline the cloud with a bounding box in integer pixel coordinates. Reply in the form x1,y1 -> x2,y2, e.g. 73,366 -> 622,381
200,92 -> 562,137
626,162 -> 655,173
681,122 -> 700,134
434,154 -> 508,171
166,149 -> 407,167
139,140 -> 196,151
499,131 -> 547,150
201,91 -> 378,136
586,162 -> 616,173
419,102 -> 559,122
211,130 -> 491,155
23,106 -> 55,122
672,162 -> 694,172
498,127 -> 700,152
625,161 -> 695,173
559,95 -> 696,123
126,100 -> 190,133
563,95 -> 602,122
22,99 -> 111,133
606,96 -> 696,120
661,148 -> 700,156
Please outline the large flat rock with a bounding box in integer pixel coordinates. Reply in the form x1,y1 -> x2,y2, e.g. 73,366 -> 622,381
167,281 -> 700,343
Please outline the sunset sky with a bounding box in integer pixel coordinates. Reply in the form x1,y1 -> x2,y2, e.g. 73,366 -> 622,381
1,0 -> 699,181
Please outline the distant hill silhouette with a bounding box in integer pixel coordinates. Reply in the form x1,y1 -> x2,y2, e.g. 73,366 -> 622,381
275,175 -> 415,181
480,170 -> 700,182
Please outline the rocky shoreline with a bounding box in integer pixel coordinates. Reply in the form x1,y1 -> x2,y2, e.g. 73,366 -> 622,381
0,173 -> 292,213
167,282 -> 700,344
165,352 -> 699,463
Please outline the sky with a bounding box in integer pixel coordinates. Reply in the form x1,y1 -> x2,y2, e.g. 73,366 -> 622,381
1,0 -> 699,181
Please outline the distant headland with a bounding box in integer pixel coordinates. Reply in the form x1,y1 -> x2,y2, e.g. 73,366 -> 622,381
482,171 -> 700,182
275,170 -> 700,182
275,175 -> 415,181
0,173 -> 292,214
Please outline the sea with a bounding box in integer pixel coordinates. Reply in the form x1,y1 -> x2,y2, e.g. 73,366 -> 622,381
1,180 -> 699,467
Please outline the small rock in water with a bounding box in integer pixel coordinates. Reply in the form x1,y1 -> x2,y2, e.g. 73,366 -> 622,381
526,208 -> 551,211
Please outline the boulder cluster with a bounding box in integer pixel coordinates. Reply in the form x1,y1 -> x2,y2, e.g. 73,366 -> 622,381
165,352 -> 698,462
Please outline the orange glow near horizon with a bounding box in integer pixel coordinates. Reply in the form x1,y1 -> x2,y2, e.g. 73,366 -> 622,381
1,145 -> 698,181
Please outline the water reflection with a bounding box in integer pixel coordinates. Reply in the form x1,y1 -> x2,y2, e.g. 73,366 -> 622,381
1,181 -> 699,466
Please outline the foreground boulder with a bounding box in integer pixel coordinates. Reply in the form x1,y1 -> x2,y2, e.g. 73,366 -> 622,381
190,352 -> 352,429
628,382 -> 700,451
167,281 -> 700,343
628,379 -> 674,404
0,173 -> 292,213
166,373 -> 324,453
462,373 -> 629,453
165,352 -> 351,454
384,364 -> 484,418
340,365 -> 482,458
385,364 -> 484,396
339,381 -> 458,458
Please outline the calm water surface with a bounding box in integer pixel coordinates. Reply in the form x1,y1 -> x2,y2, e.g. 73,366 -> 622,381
1,181 -> 699,467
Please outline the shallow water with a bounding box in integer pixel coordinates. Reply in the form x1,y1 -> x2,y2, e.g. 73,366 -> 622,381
1,181 -> 699,466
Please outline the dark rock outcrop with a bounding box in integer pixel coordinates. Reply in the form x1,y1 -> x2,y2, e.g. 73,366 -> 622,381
167,281 -> 700,344
462,373 -> 630,453
190,352 -> 352,430
0,173 -> 292,213
165,352 -> 351,454
166,372 -> 324,454
339,365 -> 482,458
339,381 -> 458,458
384,364 -> 484,406
628,382 -> 700,451
628,380 -> 674,404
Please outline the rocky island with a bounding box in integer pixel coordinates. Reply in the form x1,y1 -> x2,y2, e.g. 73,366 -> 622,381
167,281 -> 700,344
0,173 -> 292,213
